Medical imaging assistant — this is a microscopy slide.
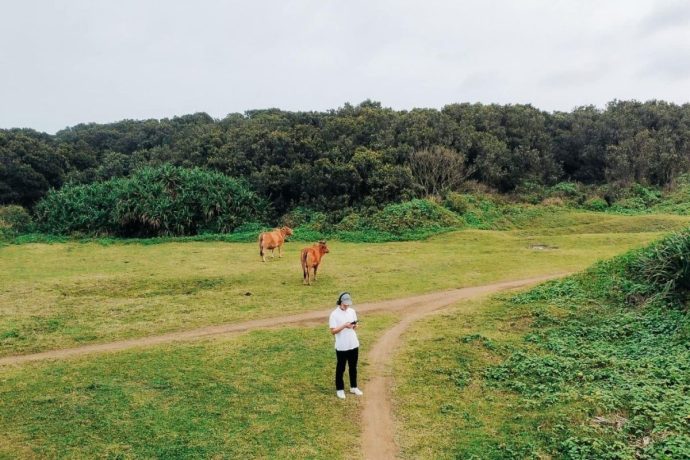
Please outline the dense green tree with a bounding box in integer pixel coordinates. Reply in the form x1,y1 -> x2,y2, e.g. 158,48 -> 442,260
4,100 -> 690,215
0,129 -> 65,206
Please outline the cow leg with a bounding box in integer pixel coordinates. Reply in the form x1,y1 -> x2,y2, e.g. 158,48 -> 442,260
278,245 -> 283,258
313,263 -> 319,281
270,249 -> 275,259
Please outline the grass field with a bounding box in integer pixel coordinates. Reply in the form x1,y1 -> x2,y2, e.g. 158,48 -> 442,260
394,295 -> 548,458
0,314 -> 396,459
393,255 -> 690,458
1,211 -> 689,458
3,211 -> 688,358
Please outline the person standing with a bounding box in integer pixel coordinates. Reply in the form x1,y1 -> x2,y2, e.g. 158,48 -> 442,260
329,292 -> 364,399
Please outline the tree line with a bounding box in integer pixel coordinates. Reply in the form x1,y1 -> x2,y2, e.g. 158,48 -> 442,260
2,99 -> 690,219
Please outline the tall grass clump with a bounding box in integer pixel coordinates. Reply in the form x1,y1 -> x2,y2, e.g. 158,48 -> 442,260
35,165 -> 266,237
625,229 -> 690,306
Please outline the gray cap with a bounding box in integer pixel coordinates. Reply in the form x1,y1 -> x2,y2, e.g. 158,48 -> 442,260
340,293 -> 353,306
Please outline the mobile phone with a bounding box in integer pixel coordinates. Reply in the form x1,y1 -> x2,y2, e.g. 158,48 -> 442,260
350,320 -> 358,325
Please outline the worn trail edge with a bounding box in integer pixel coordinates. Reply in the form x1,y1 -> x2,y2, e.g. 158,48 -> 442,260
360,273 -> 566,460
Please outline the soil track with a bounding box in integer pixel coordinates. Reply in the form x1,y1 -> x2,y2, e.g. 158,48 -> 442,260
0,273 -> 566,459
360,273 -> 566,459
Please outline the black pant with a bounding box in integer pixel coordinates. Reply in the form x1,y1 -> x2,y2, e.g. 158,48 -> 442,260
335,347 -> 358,391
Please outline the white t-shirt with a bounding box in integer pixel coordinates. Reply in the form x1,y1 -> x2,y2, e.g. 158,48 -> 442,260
329,306 -> 360,351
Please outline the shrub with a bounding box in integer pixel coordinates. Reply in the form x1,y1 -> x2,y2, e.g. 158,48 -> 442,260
584,197 -> 608,211
280,207 -> 314,229
369,199 -> 462,234
113,166 -> 265,236
442,192 -> 472,214
0,205 -> 33,238
337,212 -> 367,232
35,165 -> 266,237
35,181 -> 119,235
631,183 -> 661,204
281,207 -> 333,233
541,197 -> 565,207
550,181 -> 580,198
610,197 -> 648,212
626,229 -> 690,305
514,181 -> 548,205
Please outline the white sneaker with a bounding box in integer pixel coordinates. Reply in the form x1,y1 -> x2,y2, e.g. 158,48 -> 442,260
350,387 -> 363,396
336,390 -> 346,399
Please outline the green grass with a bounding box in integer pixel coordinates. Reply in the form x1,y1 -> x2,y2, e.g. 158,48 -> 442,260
393,234 -> 690,459
2,212 -> 688,356
2,210 -> 690,458
0,313 -> 396,459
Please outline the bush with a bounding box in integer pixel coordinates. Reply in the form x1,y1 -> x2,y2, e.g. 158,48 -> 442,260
631,183 -> 661,204
0,205 -> 33,238
541,197 -> 565,207
626,229 -> 690,305
442,192 -> 472,214
584,197 -> 608,211
369,199 -> 462,234
337,212 -> 367,232
550,181 -> 580,198
279,207 -> 314,229
35,181 -> 119,235
114,166 -> 265,236
281,207 -> 334,233
514,181 -> 548,205
35,165 -> 266,237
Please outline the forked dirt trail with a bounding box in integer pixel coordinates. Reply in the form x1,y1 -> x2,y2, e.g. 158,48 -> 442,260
0,274 -> 561,367
0,274 -> 566,458
360,274 -> 565,459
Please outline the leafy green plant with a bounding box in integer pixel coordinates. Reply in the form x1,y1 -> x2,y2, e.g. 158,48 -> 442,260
626,229 -> 690,304
584,197 -> 608,212
34,181 -> 119,235
442,192 -> 472,214
35,165 -> 266,237
368,199 -> 462,234
0,205 -> 33,238
550,181 -> 581,198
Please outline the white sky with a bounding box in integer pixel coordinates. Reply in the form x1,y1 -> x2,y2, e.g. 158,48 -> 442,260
1,0 -> 689,133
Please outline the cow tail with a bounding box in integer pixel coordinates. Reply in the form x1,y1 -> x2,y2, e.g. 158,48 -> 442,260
259,234 -> 264,257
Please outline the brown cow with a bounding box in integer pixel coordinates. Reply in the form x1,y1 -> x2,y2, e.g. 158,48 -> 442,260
301,240 -> 330,285
259,226 -> 293,262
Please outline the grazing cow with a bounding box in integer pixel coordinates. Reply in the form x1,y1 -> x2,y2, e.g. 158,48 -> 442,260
259,226 -> 293,262
301,240 -> 330,285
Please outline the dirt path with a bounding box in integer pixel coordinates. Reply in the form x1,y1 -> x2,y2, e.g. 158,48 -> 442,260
360,273 -> 565,459
0,274 -> 563,367
0,273 -> 566,459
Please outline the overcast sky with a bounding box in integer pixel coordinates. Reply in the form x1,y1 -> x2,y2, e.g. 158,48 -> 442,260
1,0 -> 690,134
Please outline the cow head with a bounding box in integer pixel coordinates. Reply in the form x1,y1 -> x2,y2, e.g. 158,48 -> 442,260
318,240 -> 329,254
281,226 -> 293,237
